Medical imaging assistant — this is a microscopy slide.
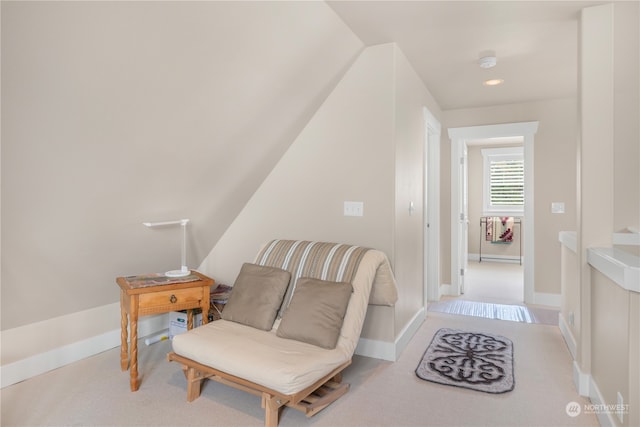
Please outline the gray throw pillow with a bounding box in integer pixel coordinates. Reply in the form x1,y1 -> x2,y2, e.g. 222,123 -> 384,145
221,263 -> 291,331
276,277 -> 353,349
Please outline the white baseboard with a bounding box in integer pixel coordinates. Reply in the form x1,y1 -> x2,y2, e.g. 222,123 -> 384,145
3,301 -> 426,386
355,307 -> 425,362
355,336 -> 396,361
533,292 -> 561,308
561,316 -> 590,399
558,312 -> 577,359
393,307 -> 426,360
1,306 -> 168,389
570,364 -> 624,426
439,283 -> 453,296
589,375 -> 618,427
468,253 -> 523,263
573,360 -> 591,397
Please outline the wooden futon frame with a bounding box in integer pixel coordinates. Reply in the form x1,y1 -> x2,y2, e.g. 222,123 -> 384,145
168,352 -> 350,427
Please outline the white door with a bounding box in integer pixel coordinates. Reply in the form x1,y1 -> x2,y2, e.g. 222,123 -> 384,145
424,109 -> 441,303
458,145 -> 469,294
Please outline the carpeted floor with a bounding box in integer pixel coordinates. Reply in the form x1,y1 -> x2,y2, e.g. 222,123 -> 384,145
463,260 -> 525,304
1,311 -> 598,427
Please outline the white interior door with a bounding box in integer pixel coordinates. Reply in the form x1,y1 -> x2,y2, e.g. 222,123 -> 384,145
458,144 -> 469,294
424,109 -> 441,303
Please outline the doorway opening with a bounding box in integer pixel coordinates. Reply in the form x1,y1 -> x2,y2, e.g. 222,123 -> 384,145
465,138 -> 524,304
447,122 -> 538,305
424,108 -> 441,306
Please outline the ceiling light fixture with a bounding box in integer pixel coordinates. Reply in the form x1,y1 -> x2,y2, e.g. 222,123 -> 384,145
483,78 -> 504,86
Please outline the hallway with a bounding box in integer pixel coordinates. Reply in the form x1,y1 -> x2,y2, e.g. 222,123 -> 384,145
429,260 -> 559,325
463,260 -> 523,304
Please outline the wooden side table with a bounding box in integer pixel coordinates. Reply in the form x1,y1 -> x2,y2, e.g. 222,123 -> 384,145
116,271 -> 214,391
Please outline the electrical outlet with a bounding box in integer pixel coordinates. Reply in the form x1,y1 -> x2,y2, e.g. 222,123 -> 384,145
551,202 -> 565,214
568,311 -> 574,327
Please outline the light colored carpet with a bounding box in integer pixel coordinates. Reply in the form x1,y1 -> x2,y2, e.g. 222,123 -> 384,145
464,260 -> 524,304
1,311 -> 598,427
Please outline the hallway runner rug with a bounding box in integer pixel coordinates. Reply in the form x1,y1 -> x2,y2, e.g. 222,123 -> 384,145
416,328 -> 515,394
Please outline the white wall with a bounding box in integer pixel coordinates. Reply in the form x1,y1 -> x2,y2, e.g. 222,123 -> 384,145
199,44 -> 397,293
1,1 -> 442,383
572,4 -> 640,426
200,43 -> 441,352
612,1 -> 640,233
1,1 -> 365,380
1,1 -> 363,332
391,46 -> 441,336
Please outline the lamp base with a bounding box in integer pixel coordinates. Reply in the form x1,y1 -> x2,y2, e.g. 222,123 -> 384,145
165,269 -> 191,278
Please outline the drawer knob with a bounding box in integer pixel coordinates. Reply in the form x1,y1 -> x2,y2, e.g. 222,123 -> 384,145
170,294 -> 177,303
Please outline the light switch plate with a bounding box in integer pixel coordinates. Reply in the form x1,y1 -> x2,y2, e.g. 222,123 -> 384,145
344,201 -> 364,217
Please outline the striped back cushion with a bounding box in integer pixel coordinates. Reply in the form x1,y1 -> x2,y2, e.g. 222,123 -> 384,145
255,240 -> 370,316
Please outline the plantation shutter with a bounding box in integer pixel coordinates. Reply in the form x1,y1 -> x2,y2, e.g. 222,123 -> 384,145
482,146 -> 524,215
489,158 -> 524,206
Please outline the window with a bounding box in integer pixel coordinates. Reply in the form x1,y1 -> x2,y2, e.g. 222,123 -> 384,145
482,146 -> 524,216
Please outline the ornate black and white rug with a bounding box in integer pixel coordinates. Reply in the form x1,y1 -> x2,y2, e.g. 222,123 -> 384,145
416,328 -> 514,394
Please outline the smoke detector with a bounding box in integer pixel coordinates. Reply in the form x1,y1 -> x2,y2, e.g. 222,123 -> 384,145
479,55 -> 497,69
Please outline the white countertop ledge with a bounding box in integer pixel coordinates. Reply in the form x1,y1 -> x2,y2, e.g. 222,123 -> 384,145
587,247 -> 640,293
612,231 -> 640,246
559,231 -> 577,253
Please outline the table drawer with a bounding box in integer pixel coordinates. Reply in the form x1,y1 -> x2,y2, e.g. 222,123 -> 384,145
138,287 -> 203,310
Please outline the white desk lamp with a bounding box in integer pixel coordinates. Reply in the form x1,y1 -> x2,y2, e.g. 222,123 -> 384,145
143,219 -> 191,277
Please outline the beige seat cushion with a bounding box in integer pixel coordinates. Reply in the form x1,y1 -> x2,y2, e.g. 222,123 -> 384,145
172,319 -> 350,395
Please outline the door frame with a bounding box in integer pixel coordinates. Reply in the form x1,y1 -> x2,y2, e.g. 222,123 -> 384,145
448,121 -> 538,303
424,108 -> 441,304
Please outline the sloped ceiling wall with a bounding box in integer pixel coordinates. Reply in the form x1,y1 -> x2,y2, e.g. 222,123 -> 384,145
199,43 -> 441,346
1,1 -> 363,329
